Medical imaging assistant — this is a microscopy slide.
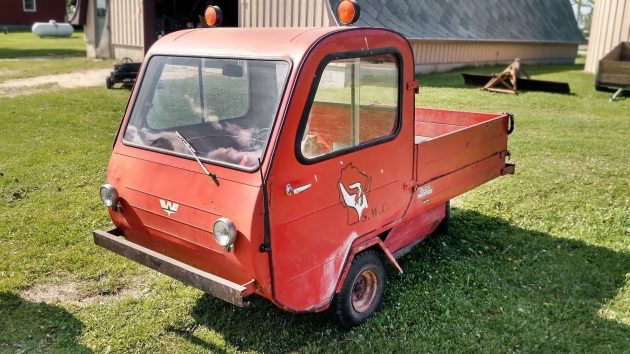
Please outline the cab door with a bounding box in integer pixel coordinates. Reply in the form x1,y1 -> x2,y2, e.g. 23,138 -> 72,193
267,30 -> 416,312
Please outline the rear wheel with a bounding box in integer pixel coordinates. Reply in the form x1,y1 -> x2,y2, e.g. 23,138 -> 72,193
331,250 -> 386,328
106,76 -> 113,89
435,200 -> 451,234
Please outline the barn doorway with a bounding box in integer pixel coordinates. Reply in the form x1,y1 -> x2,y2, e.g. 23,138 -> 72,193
108,0 -> 240,89
153,0 -> 238,38
211,0 -> 239,27
93,0 -> 111,58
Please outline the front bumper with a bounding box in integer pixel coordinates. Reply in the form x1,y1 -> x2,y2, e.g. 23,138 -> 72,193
93,229 -> 256,306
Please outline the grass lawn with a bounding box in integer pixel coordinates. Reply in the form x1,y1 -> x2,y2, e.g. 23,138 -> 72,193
0,31 -> 86,58
0,32 -> 114,83
0,58 -> 628,352
0,57 -> 114,83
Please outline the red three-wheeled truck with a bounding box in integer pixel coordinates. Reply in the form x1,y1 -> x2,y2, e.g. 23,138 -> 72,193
94,2 -> 515,328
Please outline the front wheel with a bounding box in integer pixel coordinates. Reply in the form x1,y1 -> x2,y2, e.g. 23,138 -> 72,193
331,250 -> 386,328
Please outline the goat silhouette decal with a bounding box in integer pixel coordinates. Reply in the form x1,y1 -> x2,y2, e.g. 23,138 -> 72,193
338,164 -> 372,224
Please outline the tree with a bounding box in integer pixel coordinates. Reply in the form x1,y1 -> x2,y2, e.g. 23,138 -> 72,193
571,0 -> 595,35
65,0 -> 79,22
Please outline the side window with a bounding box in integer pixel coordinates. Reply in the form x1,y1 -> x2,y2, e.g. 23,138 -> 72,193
23,0 -> 36,12
300,53 -> 399,159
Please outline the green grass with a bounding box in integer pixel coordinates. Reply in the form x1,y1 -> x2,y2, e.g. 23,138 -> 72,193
0,31 -> 113,83
0,60 -> 628,352
0,31 -> 86,58
0,57 -> 114,82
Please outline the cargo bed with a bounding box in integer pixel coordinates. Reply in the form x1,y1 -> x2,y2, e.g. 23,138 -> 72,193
596,42 -> 630,91
412,108 -> 514,208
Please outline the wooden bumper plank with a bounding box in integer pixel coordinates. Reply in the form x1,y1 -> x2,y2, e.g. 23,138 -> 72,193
93,229 -> 254,306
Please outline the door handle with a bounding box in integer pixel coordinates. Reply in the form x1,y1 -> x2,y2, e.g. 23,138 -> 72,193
286,183 -> 312,196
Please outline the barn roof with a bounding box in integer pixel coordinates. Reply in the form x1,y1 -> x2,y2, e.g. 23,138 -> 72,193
329,0 -> 585,44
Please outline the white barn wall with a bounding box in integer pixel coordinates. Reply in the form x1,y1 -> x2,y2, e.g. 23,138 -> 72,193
85,0 -> 145,61
585,0 -> 630,73
110,0 -> 145,62
87,0 -> 580,72
84,0 -> 97,58
238,0 -> 578,73
239,0 -> 335,27
412,41 -> 578,73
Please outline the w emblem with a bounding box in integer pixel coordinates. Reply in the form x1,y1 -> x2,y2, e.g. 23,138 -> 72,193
159,199 -> 179,216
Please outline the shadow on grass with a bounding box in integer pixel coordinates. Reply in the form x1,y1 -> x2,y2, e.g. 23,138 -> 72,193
166,326 -> 234,354
181,210 -> 629,352
0,292 -> 91,352
0,48 -> 86,59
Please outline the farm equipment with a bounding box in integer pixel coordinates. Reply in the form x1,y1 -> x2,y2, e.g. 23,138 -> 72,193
106,59 -> 141,89
93,1 -> 515,328
595,42 -> 630,101
462,59 -> 571,94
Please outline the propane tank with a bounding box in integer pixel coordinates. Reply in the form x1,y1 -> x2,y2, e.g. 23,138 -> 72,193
32,20 -> 74,38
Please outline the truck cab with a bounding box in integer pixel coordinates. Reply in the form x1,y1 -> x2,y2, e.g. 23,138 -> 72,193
95,12 -> 514,328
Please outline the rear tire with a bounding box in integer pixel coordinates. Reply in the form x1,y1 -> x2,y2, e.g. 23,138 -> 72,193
435,200 -> 451,234
106,76 -> 113,89
331,250 -> 386,328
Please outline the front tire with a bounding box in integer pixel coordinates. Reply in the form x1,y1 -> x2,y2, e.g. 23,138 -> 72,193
331,250 -> 386,328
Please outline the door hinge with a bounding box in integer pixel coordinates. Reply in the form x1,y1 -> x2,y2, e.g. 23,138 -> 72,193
406,80 -> 420,94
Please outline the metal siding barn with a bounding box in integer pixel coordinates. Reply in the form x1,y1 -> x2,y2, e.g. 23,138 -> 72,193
239,0 -> 334,27
109,0 -> 145,61
83,0 -> 584,73
240,0 -> 584,73
585,0 -> 630,73
84,0 -> 113,59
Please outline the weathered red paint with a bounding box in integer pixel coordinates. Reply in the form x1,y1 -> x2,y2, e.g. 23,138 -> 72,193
97,27 -> 514,313
0,0 -> 65,26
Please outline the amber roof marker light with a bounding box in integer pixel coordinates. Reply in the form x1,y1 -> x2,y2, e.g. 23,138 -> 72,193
336,0 -> 361,25
205,5 -> 223,27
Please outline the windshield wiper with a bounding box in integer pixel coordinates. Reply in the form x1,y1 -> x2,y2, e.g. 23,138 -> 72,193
176,131 -> 219,186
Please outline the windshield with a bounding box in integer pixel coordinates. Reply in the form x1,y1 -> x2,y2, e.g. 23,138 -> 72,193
123,56 -> 290,170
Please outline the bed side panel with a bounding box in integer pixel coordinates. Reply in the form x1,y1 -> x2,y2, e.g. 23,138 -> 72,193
415,115 -> 508,185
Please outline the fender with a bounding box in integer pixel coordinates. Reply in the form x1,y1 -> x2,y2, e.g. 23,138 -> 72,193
334,237 -> 403,295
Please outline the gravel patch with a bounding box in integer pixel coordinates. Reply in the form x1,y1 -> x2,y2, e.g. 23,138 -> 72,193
0,68 -> 110,97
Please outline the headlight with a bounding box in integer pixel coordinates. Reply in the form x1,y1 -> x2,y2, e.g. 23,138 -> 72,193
100,184 -> 119,208
213,217 -> 237,250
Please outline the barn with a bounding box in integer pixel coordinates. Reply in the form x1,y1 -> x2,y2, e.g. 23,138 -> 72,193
76,0 -> 584,73
0,0 -> 66,27
584,0 -> 630,74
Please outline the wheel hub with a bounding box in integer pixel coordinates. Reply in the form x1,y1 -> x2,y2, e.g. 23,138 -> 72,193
351,269 -> 378,313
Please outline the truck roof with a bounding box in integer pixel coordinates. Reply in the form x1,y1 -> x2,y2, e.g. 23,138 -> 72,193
148,27 -> 350,60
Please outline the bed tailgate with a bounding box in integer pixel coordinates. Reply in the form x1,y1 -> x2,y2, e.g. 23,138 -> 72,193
413,108 -> 514,207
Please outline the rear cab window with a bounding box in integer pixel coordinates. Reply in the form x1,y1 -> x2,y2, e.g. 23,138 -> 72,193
123,56 -> 290,170
299,53 -> 400,161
